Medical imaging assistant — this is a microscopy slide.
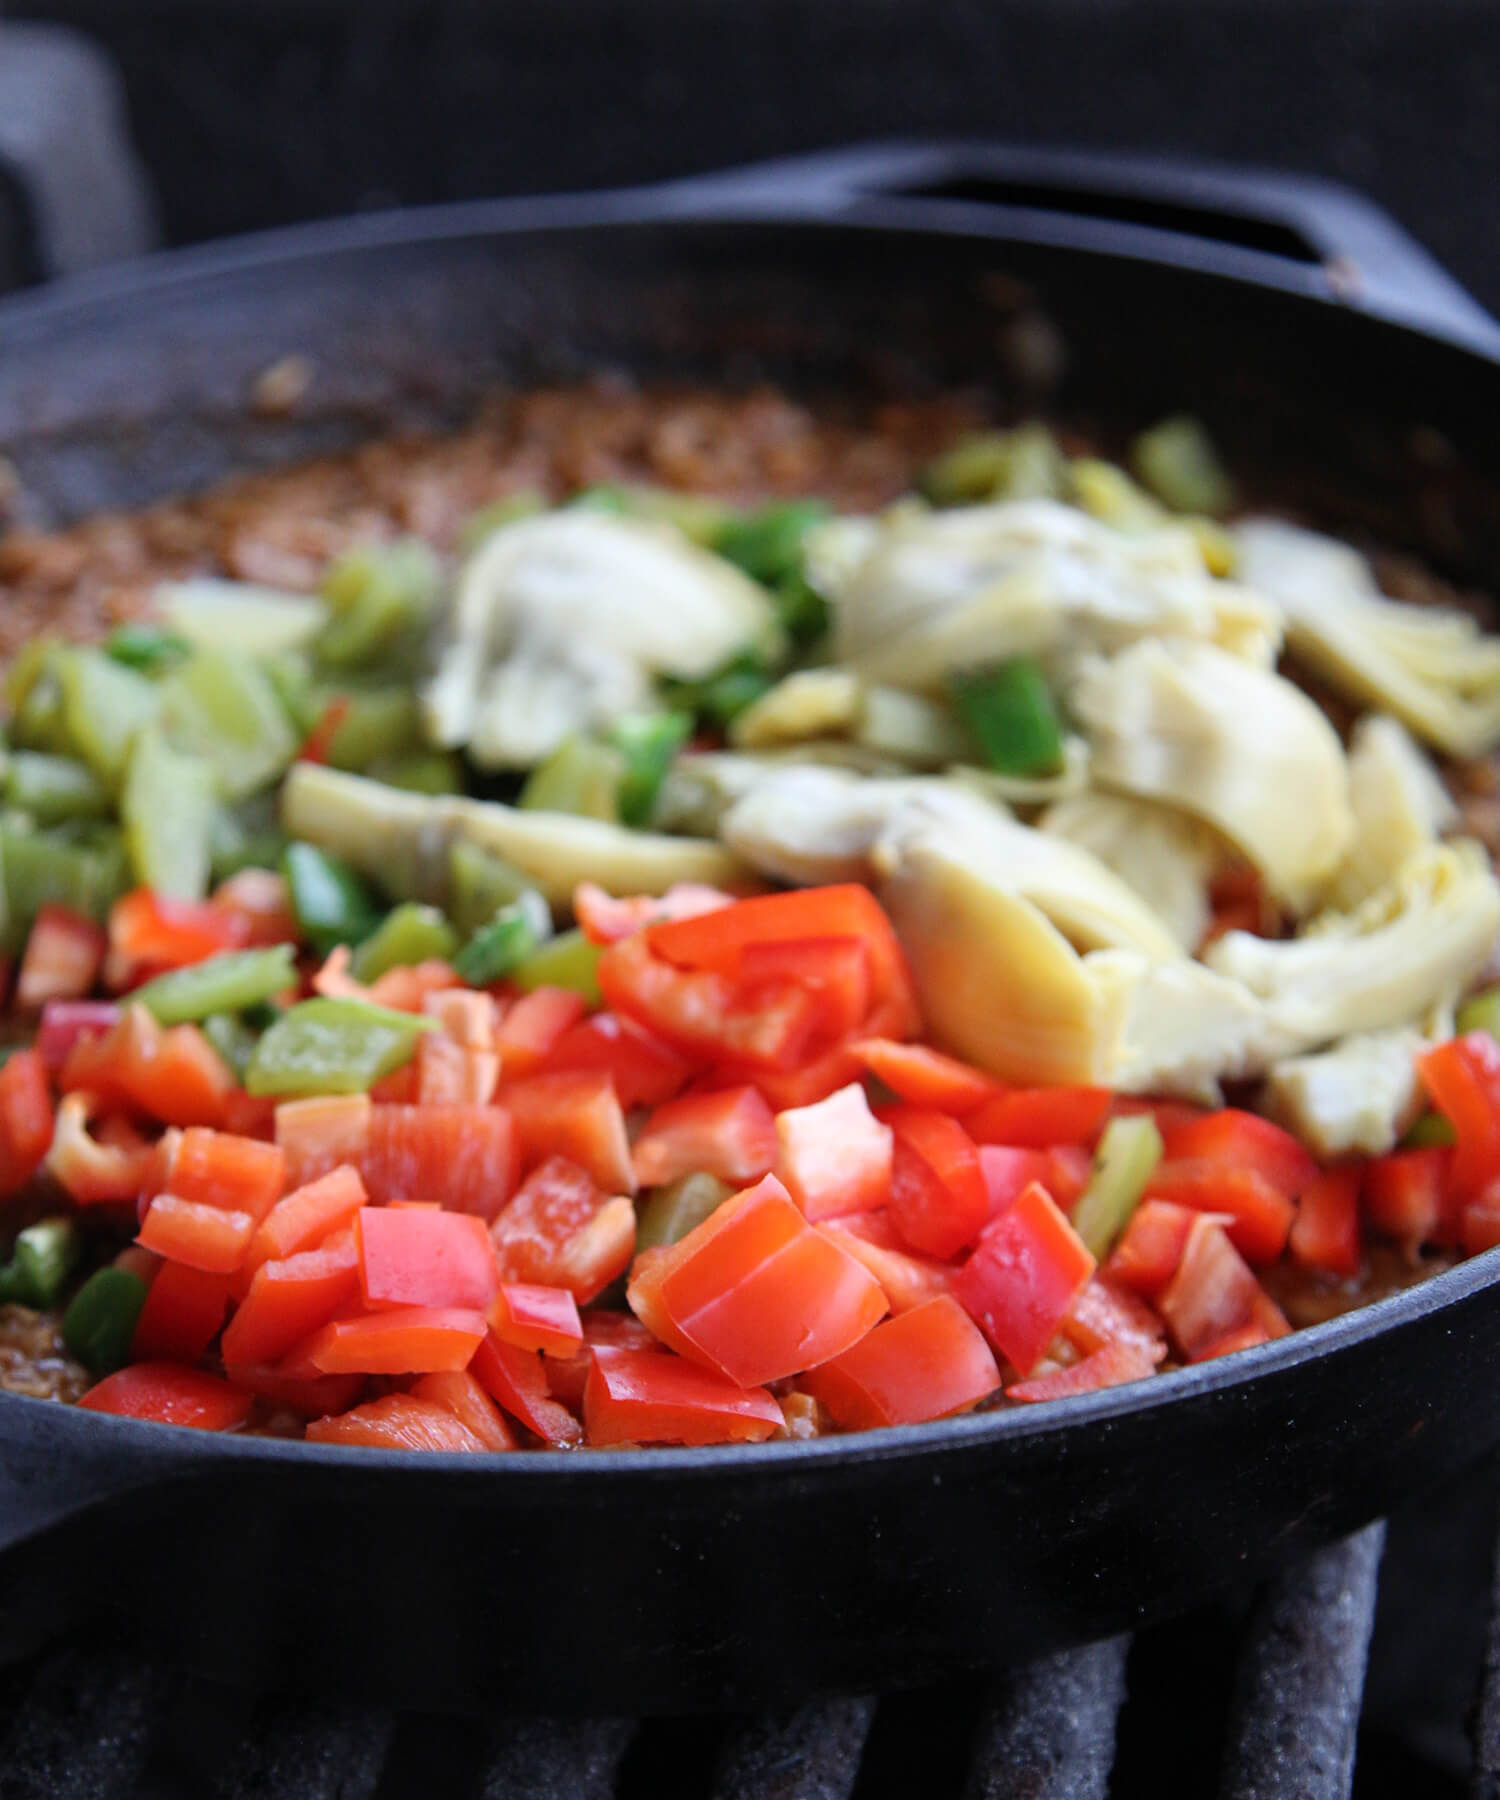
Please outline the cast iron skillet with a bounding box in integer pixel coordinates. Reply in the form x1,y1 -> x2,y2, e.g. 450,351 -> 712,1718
3,143 -> 1500,1715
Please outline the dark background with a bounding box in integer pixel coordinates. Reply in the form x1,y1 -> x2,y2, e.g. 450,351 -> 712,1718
9,0 -> 1500,314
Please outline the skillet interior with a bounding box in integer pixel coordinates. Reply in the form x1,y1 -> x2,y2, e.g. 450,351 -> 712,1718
3,197 -> 1500,1710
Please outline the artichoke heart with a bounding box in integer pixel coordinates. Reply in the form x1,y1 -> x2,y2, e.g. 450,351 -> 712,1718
1235,518 -> 1500,757
281,762 -> 751,911
1071,637 -> 1353,911
1040,791 -> 1222,951
1205,841 -> 1500,1044
1322,714 -> 1458,911
823,499 -> 1283,691
1263,1027 -> 1428,1158
423,511 -> 779,767
728,669 -> 863,749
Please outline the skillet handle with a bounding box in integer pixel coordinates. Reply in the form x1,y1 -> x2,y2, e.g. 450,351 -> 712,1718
657,141 -> 1500,357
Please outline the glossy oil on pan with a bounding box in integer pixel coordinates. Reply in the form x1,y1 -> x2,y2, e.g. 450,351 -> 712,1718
4,144 -> 1500,1712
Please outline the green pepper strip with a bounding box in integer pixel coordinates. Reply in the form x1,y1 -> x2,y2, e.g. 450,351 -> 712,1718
608,713 -> 693,829
948,657 -> 1065,778
6,753 -> 112,826
121,726 -> 217,902
283,842 -> 382,957
1071,1115 -> 1164,1260
244,996 -> 438,1098
448,840 -> 534,938
714,500 -> 829,587
454,893 -> 551,987
510,929 -> 602,1006
62,1266 -> 149,1374
0,1218 -> 80,1309
105,623 -> 192,673
0,822 -> 129,947
519,737 -> 626,822
133,944 -> 299,1026
350,903 -> 459,983
201,1012 -> 258,1081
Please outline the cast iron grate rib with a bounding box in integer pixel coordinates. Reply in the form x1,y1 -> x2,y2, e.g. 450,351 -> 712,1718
0,1522 -> 1439,1800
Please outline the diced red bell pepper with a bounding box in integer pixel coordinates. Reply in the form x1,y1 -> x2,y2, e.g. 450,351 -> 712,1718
1418,1034 -> 1500,1200
250,1164 -> 368,1265
355,1205 -> 500,1312
965,1086 -> 1112,1151
1289,1167 -> 1362,1278
721,1037 -> 869,1112
501,1070 -> 635,1196
470,1331 -> 584,1447
1462,1182 -> 1500,1256
44,1092 -> 156,1205
220,1231 -> 362,1366
1104,1199 -> 1200,1300
138,1195 -> 256,1273
78,1362 -> 254,1430
1158,1216 -> 1288,1362
0,1048 -> 53,1196
365,960 -> 461,1015
131,1262 -> 235,1363
109,888 -> 251,971
159,1128 -> 286,1225
848,1037 -> 998,1113
275,1094 -> 372,1191
1060,1277 -> 1168,1364
222,1361 -> 362,1418
304,1305 -> 489,1375
37,1000 -> 121,1073
802,1295 -> 1000,1429
361,1103 -> 517,1219
1006,1340 -> 1160,1404
1363,1147 -> 1454,1257
584,1345 -> 785,1446
494,987 -> 589,1078
1160,1108 -> 1319,1199
542,1310 -> 657,1407
978,1146 -> 1053,1220
774,1083 -> 892,1222
367,1061 -> 421,1104
488,1283 -> 584,1357
423,988 -> 499,1051
886,1108 -> 988,1257
574,880 -> 732,947
626,1173 -> 887,1388
415,1033 -> 499,1106
305,1394 -> 488,1452
1143,1160 -> 1295,1266
955,1181 -> 1095,1376
410,1369 -> 517,1451
490,1155 -> 635,1302
16,905 -> 107,1010
210,868 -> 300,949
631,1085 -> 777,1191
736,936 -> 874,1042
60,1003 -> 233,1128
818,1212 -> 955,1314
538,1010 -> 690,1111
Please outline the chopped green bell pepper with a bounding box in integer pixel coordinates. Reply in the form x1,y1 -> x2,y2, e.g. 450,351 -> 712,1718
453,891 -> 551,987
209,802 -> 287,883
318,540 -> 440,670
132,944 -> 298,1026
605,712 -> 693,828
510,928 -> 602,1006
448,840 -> 533,938
121,727 -> 217,900
105,622 -> 191,673
635,1173 -> 733,1253
0,820 -> 128,947
312,685 -> 423,772
948,657 -> 1065,778
159,651 -> 299,801
62,1266 -> 149,1374
201,1011 -> 258,1081
519,737 -> 626,822
56,649 -> 161,787
244,996 -> 438,1097
665,651 -> 778,730
350,903 -> 459,983
0,1218 -> 81,1309
283,842 -> 382,957
1071,1114 -> 1164,1260
770,573 -> 830,648
6,752 -> 111,825
714,500 -> 829,587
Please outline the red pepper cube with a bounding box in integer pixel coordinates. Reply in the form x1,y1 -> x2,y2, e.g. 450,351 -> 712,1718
774,1082 -> 892,1222
131,1261 -> 235,1362
355,1206 -> 500,1312
138,1195 -> 256,1274
583,1345 -> 784,1446
488,1283 -> 584,1357
1007,1340 -> 1160,1404
802,1294 -> 1000,1429
470,1332 -> 584,1447
304,1306 -> 489,1375
221,1232 -> 362,1368
163,1128 -> 286,1225
631,1086 -> 777,1190
887,1108 -> 988,1258
78,1362 -> 253,1430
490,1155 -> 636,1303
501,1071 -> 635,1196
955,1181 -> 1095,1375
250,1164 -> 368,1266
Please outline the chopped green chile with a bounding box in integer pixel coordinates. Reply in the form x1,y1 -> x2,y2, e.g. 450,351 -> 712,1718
635,1173 -> 734,1253
6,752 -> 112,825
317,540 -> 440,670
1456,986 -> 1500,1039
453,891 -> 552,986
510,928 -> 602,1006
1130,416 -> 1236,518
948,658 -> 1065,778
714,500 -> 829,587
1071,1114 -> 1164,1260
369,751 -> 466,796
157,579 -> 328,658
160,652 -> 299,801
57,649 -> 161,787
0,1218 -> 81,1309
62,1266 -> 150,1375
104,622 -> 191,673
448,840 -> 534,938
607,712 -> 693,828
133,945 -> 299,1026
0,821 -> 128,945
771,573 -> 830,649
349,904 -> 459,983
201,1011 -> 258,1081
519,737 -> 626,822
315,686 -> 423,772
921,424 -> 1068,506
122,727 -> 216,901
209,804 -> 287,883
1401,1110 -> 1458,1149
283,843 -> 382,957
244,996 -> 438,1098
667,652 -> 778,730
